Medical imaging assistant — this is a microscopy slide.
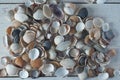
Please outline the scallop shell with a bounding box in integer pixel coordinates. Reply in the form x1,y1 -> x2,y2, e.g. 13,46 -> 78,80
58,24 -> 70,35
14,57 -> 25,68
42,64 -> 54,74
60,58 -> 76,69
33,9 -> 44,20
23,30 -> 36,44
54,35 -> 64,45
43,4 -> 53,18
64,3 -> 76,15
55,67 -> 69,77
76,22 -> 85,33
5,64 -> 19,76
56,41 -> 71,51
97,72 -> 109,80
19,69 -> 29,79
93,17 -> 104,27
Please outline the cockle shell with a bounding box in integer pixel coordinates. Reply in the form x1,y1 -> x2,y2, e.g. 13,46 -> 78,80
55,67 -> 69,77
33,9 -> 44,20
54,35 -> 64,45
60,58 -> 76,69
42,64 -> 54,74
76,22 -> 85,33
19,69 -> 29,79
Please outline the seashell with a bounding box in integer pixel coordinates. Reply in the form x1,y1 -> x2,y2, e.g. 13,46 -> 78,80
54,35 -> 64,45
77,8 -> 88,19
48,46 -> 57,60
107,49 -> 116,57
103,30 -> 115,41
78,69 -> 88,80
43,40 -> 51,50
70,36 -> 78,47
87,58 -> 97,69
75,66 -> 84,74
60,58 -> 76,69
87,69 -> 96,77
58,24 -> 70,35
105,68 -> 114,77
85,20 -> 94,31
102,23 -> 110,32
34,0 -> 46,4
30,58 -> 43,69
12,29 -> 21,37
33,9 -> 44,20
83,46 -> 95,56
12,20 -> 22,28
43,4 -> 53,18
56,41 -> 71,51
30,70 -> 40,78
5,64 -> 19,76
50,21 -> 60,33
0,69 -> 7,77
55,67 -> 69,77
42,64 -> 54,74
6,26 -> 13,36
50,61 -> 60,68
1,56 -> 11,66
97,72 -> 109,80
97,66 -> 105,72
93,17 -> 104,27
14,13 -> 28,23
69,48 -> 79,58
76,41 -> 85,49
49,4 -> 64,19
78,56 -> 87,67
25,0 -> 34,7
23,30 -> 36,44
28,48 -> 40,60
19,69 -> 29,79
95,52 -> 105,63
96,0 -> 106,4
6,10 -> 14,21
63,3 -> 76,15
22,53 -> 30,62
10,43 -> 23,54
3,35 -> 12,48
14,57 -> 25,68
76,22 -> 85,33
24,64 -> 32,71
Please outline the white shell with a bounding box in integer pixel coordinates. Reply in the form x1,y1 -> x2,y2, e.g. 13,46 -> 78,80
55,67 -> 69,77
1,57 -> 10,66
102,23 -> 110,32
10,43 -> 23,54
78,70 -> 88,80
17,7 -> 25,13
43,4 -> 53,18
51,21 -> 60,28
63,3 -> 76,15
19,70 -> 29,78
34,0 -> 46,4
42,64 -> 54,74
85,20 -> 94,31
56,41 -> 71,51
23,30 -> 36,44
14,13 -> 28,22
97,72 -> 109,80
6,64 -> 19,76
76,41 -> 85,49
96,0 -> 106,4
28,48 -> 40,60
33,9 -> 44,20
76,22 -> 85,33
48,46 -> 57,60
54,36 -> 64,45
93,17 -> 104,27
58,24 -> 70,35
69,48 -> 79,58
60,58 -> 76,69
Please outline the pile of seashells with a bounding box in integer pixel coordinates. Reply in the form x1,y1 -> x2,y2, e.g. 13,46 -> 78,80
0,0 -> 116,79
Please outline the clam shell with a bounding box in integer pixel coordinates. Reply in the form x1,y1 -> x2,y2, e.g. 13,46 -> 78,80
60,58 -> 76,69
76,41 -> 85,49
93,17 -> 104,27
63,3 -> 76,15
76,22 -> 85,33
28,48 -> 40,60
5,64 -> 19,76
56,41 -> 71,51
42,64 -> 54,74
69,48 -> 79,58
14,13 -> 28,22
19,69 -> 29,78
58,24 -> 70,35
97,72 -> 109,80
14,57 -> 25,68
43,4 -> 53,18
23,30 -> 36,44
50,21 -> 60,33
33,9 -> 44,20
55,67 -> 69,77
54,35 -> 64,45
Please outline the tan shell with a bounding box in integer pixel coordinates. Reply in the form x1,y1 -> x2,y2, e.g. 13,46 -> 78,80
22,53 -> 30,62
12,20 -> 22,28
14,57 -> 25,68
30,58 -> 43,69
6,26 -> 13,36
107,49 -> 116,57
0,69 -> 7,77
58,24 -> 70,35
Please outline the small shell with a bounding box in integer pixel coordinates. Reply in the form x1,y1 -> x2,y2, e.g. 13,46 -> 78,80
87,69 -> 96,77
76,41 -> 85,49
105,68 -> 114,77
23,30 -> 36,44
12,29 -> 21,37
58,24 -> 70,35
22,53 -> 30,62
60,58 -> 76,69
14,57 -> 25,68
24,64 -> 32,71
0,69 -> 7,77
30,58 -> 43,69
107,49 -> 116,57
28,48 -> 40,60
78,56 -> 87,67
76,22 -> 85,33
103,30 -> 115,41
55,67 -> 69,77
6,26 -> 13,36
97,72 -> 109,80
102,23 -> 110,32
1,56 -> 11,66
93,17 -> 104,27
12,20 -> 22,28
5,64 -> 19,76
75,66 -> 84,74
54,35 -> 64,45
77,8 -> 88,19
42,64 -> 54,74
43,4 -> 53,18
33,9 -> 44,20
30,70 -> 40,78
19,69 -> 29,79
50,21 -> 60,33
69,48 -> 79,58
78,70 -> 88,80
34,0 -> 46,4
85,20 -> 94,31
43,40 -> 51,50
64,3 -> 76,15
48,46 -> 57,60
56,41 -> 71,51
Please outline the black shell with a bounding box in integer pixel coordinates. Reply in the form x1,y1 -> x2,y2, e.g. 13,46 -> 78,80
77,8 -> 88,19
43,40 -> 51,50
12,29 -> 21,37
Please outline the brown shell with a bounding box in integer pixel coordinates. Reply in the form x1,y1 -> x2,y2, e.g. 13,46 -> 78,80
105,68 -> 114,77
22,53 -> 30,62
6,26 -> 13,36
107,49 -> 116,57
50,61 -> 61,68
14,57 -> 25,68
12,20 -> 22,28
88,69 -> 96,77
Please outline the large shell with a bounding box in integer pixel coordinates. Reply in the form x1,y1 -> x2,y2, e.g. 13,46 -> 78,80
42,64 -> 54,74
19,69 -> 29,79
55,67 -> 69,77
33,9 -> 44,20
60,58 -> 76,69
